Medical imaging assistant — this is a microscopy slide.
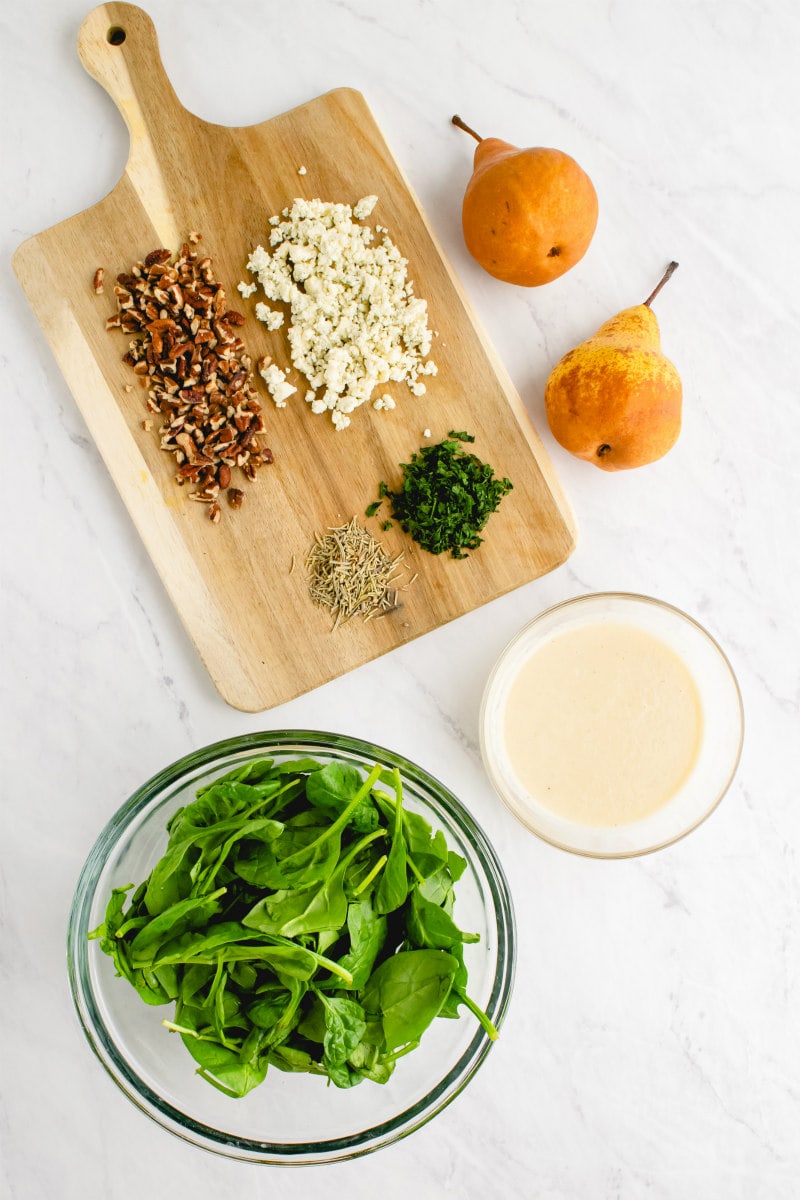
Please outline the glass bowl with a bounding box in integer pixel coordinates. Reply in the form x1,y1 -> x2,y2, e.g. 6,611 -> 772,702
480,593 -> 744,857
68,730 -> 515,1164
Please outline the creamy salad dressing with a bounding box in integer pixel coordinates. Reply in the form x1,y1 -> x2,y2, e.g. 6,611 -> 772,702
503,621 -> 704,827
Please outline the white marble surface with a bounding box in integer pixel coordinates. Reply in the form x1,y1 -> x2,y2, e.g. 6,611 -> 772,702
3,1 -> 800,1196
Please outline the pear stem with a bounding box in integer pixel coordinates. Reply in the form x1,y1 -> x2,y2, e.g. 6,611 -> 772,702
452,114 -> 483,144
643,261 -> 679,307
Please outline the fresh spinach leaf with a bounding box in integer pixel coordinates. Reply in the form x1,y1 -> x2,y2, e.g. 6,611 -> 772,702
375,769 -> 408,915
268,1044 -> 327,1075
143,841 -> 198,915
248,985 -> 293,1031
273,758 -> 325,776
129,888 -> 227,967
178,1034 -> 268,1098
243,829 -> 383,939
406,885 -> 480,950
324,1061 -> 362,1089
251,768 -> 381,892
132,964 -> 178,1006
316,992 -> 367,1067
361,949 -> 458,1051
88,885 -> 137,985
417,865 -> 454,908
306,762 -> 379,832
447,849 -> 467,882
242,876 -> 347,939
194,758 -> 275,794
333,896 -> 387,991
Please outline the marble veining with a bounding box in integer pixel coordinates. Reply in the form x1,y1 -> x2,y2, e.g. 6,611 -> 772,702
3,1 -> 800,1197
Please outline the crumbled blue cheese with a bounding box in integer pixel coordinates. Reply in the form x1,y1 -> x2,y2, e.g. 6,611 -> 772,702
238,280 -> 257,298
373,394 -> 396,411
353,194 -> 378,219
255,302 -> 285,331
297,165 -> 307,175
259,362 -> 296,408
245,196 -> 436,430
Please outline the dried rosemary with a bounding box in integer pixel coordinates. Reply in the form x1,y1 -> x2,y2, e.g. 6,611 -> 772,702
305,517 -> 406,629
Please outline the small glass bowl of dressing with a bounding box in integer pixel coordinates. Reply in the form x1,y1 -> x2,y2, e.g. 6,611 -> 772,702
480,593 -> 744,857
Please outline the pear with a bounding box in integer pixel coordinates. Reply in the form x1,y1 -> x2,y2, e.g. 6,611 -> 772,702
452,115 -> 598,287
544,263 -> 682,470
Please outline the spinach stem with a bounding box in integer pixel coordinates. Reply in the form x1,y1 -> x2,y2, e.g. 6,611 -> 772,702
162,1019 -> 213,1041
406,855 -> 425,884
196,1068 -> 242,1098
353,853 -> 388,895
339,828 -> 386,872
114,914 -> 151,939
372,778 -> 424,882
385,1040 -> 420,1062
456,989 -> 499,1041
242,776 -> 303,822
310,952 -> 354,986
280,763 -> 385,872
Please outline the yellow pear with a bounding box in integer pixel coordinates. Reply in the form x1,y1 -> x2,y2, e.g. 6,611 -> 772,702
544,263 -> 682,470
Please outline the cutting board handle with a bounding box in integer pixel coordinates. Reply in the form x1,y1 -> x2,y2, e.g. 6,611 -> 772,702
78,3 -> 186,140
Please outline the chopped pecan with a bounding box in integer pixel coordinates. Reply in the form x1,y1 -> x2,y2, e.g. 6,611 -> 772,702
175,431 -> 198,461
144,248 -> 172,268
93,267 -> 105,294
103,238 -> 274,523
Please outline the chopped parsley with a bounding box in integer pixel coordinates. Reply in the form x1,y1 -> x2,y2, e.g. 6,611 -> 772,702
367,431 -> 512,559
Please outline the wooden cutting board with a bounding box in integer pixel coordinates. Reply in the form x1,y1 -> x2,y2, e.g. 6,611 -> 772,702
14,2 -> 576,712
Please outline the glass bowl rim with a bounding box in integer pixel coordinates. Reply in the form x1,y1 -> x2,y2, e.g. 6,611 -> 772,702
479,591 -> 745,859
68,728 -> 516,1164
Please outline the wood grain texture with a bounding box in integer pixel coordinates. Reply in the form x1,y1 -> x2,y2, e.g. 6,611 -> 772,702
13,2 -> 577,711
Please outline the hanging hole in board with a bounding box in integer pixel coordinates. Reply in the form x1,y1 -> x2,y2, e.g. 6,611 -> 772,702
107,26 -> 126,45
